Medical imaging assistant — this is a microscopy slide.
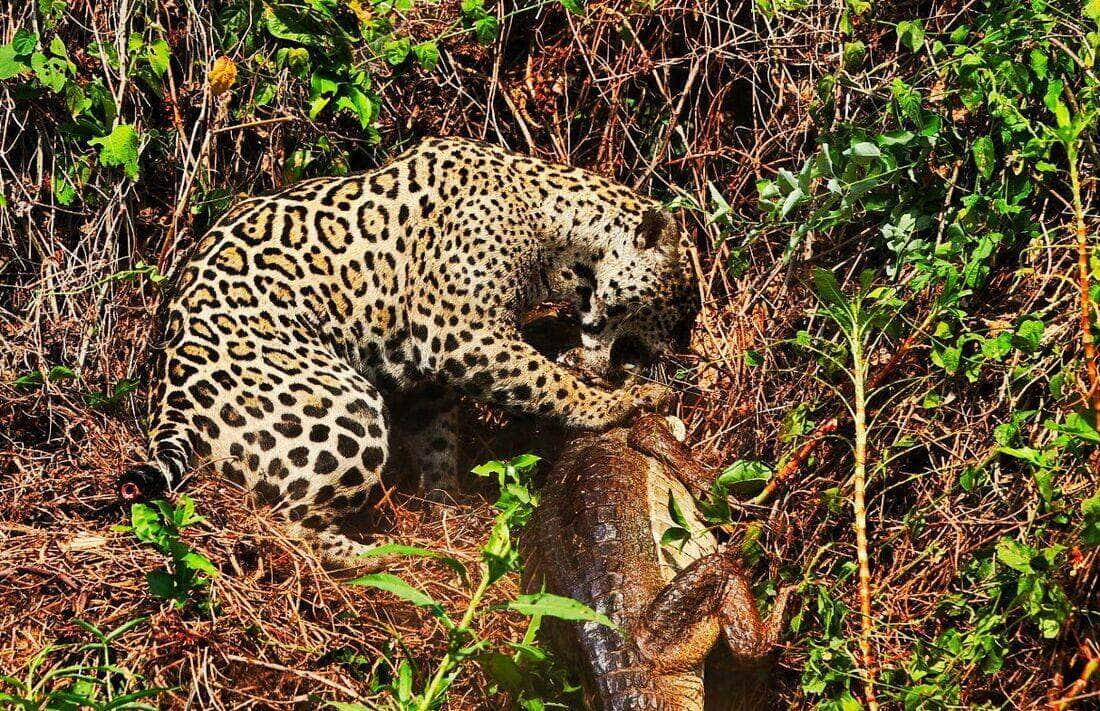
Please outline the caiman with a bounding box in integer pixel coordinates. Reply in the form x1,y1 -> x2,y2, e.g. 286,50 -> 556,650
521,413 -> 791,711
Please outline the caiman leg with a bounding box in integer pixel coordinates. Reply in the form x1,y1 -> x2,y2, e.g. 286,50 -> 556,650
632,550 -> 763,673
723,582 -> 795,668
634,549 -> 794,671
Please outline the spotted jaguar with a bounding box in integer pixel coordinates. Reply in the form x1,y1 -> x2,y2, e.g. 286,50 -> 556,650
120,136 -> 698,566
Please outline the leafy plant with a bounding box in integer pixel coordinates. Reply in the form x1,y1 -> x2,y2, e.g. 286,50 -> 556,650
344,454 -> 605,709
115,495 -> 218,610
11,365 -> 77,389
0,618 -> 166,710
750,0 -> 1100,706
83,378 -> 140,411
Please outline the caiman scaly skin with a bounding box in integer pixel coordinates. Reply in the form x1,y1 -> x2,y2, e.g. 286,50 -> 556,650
522,413 -> 791,711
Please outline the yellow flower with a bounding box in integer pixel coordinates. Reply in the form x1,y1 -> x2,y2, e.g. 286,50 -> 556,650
209,56 -> 237,96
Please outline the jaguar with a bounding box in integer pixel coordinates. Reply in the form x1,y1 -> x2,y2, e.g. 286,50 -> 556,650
119,136 -> 698,566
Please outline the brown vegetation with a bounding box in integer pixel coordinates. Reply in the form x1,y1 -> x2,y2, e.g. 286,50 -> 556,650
1,0 -> 1097,708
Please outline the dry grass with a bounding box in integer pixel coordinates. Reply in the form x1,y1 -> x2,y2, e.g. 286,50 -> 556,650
2,0 -> 1098,708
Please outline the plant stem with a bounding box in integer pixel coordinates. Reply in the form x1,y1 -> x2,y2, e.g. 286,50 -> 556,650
850,315 -> 878,711
752,301 -> 935,507
416,565 -> 492,710
1069,141 -> 1100,422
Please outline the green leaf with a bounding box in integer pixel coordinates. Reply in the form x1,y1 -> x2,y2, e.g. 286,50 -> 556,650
509,453 -> 541,472
146,39 -> 170,76
716,460 -> 772,496
130,503 -> 168,548
1032,467 -> 1055,504
474,14 -> 499,45
997,445 -> 1044,466
12,29 -> 38,56
359,543 -> 469,585
412,41 -> 439,71
88,124 -> 140,179
479,652 -> 524,693
482,515 -> 517,583
505,593 -> 617,629
845,0 -> 870,15
972,136 -> 995,180
182,551 -> 218,577
1012,317 -> 1044,354
959,465 -> 985,492
335,86 -> 376,129
811,268 -> 849,312
1048,412 -> 1100,443
779,187 -> 804,219
1030,49 -> 1048,79
345,572 -> 439,609
0,44 -> 29,79
1081,493 -> 1100,547
146,569 -> 178,600
559,0 -> 585,16
383,37 -> 411,65
46,365 -> 76,381
471,460 -> 506,477
30,52 -> 68,92
396,661 -> 413,701
263,5 -> 328,48
996,537 -> 1036,573
48,35 -> 68,61
932,345 -> 961,375
1086,0 -> 1100,21
842,41 -> 866,70
897,20 -> 925,51
660,525 -> 691,547
844,141 -> 880,164
666,488 -> 689,529
981,332 -> 1013,361
718,460 -> 773,487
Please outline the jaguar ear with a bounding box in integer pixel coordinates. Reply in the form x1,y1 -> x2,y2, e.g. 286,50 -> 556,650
634,208 -> 678,253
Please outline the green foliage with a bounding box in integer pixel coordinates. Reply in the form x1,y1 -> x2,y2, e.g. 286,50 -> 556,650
1,0 -> 485,211
89,125 -> 141,179
11,365 -> 77,389
115,495 -> 218,610
82,378 -> 140,411
750,0 -> 1100,705
214,0 -> 496,143
460,0 -> 501,46
0,23 -> 160,196
344,454 -> 596,709
794,575 -> 863,708
0,618 -> 166,710
659,488 -> 695,548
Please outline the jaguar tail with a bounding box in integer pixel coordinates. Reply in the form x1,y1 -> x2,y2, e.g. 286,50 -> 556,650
117,437 -> 189,502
